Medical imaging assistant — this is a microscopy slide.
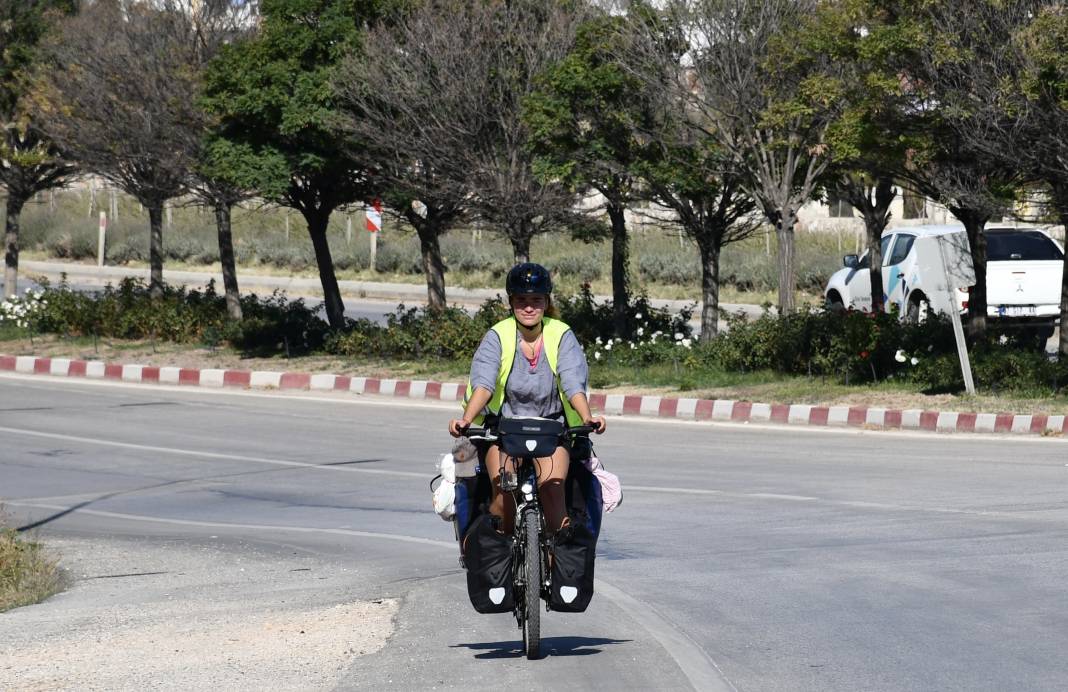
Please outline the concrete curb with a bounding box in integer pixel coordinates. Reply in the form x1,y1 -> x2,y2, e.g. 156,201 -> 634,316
3,353 -> 1065,437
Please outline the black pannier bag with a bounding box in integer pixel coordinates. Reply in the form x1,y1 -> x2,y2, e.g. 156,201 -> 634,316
548,450 -> 602,612
462,514 -> 514,613
549,522 -> 597,612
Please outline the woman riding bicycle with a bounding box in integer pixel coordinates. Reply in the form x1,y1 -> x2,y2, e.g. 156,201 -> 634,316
448,262 -> 606,538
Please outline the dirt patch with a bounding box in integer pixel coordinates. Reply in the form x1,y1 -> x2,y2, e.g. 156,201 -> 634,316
0,535 -> 398,691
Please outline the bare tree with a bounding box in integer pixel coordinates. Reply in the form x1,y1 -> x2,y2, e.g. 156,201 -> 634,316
634,0 -> 837,314
339,0 -> 586,266
1,0 -> 77,298
334,6 -> 476,310
917,0 -> 1068,354
33,0 -> 204,297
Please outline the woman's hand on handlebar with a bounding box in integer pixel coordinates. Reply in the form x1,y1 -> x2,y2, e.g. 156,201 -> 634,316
448,418 -> 470,438
585,416 -> 607,434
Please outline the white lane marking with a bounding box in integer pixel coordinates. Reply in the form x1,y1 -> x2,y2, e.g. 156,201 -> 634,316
4,372 -> 1065,445
8,501 -> 451,548
627,485 -> 1035,519
0,426 -> 425,479
8,499 -> 733,692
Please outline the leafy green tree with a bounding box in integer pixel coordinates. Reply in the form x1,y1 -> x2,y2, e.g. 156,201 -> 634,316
638,135 -> 760,341
0,0 -> 76,299
201,0 -> 388,328
525,12 -> 652,337
790,0 -> 917,314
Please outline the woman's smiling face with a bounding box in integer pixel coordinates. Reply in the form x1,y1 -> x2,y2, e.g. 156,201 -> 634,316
510,293 -> 547,328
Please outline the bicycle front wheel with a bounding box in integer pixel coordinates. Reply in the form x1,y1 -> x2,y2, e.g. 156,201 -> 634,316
522,508 -> 541,660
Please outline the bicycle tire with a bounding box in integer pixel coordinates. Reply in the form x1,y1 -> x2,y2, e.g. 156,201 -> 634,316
522,508 -> 541,660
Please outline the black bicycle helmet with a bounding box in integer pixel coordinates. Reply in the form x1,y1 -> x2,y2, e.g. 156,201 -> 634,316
505,262 -> 552,296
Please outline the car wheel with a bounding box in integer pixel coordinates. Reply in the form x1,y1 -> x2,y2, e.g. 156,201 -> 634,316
825,293 -> 845,313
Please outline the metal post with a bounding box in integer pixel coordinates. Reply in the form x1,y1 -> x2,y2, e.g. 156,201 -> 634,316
938,236 -> 976,395
97,211 -> 107,267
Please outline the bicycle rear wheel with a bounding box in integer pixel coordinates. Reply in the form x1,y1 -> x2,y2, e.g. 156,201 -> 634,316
521,508 -> 541,660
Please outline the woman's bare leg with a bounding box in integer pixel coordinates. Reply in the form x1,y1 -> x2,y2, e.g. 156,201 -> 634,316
535,446 -> 571,533
485,445 -> 516,534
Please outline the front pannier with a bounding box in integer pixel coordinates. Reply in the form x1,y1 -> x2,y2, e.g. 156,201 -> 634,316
548,522 -> 597,612
462,514 -> 514,613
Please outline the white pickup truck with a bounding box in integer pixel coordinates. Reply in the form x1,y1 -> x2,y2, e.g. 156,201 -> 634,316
824,224 -> 1063,341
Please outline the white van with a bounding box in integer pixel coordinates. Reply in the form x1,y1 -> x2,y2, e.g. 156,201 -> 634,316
824,224 -> 1062,338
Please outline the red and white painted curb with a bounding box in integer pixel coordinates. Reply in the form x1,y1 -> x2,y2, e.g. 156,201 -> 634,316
3,354 -> 1064,437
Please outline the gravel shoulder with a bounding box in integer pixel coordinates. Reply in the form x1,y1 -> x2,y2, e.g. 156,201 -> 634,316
0,533 -> 397,692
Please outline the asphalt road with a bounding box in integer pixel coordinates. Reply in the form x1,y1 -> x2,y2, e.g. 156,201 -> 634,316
2,375 -> 1068,690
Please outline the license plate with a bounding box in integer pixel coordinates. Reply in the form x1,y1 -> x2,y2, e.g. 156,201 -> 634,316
998,305 -> 1036,317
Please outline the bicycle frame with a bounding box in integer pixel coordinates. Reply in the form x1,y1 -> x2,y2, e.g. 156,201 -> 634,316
505,455 -> 548,629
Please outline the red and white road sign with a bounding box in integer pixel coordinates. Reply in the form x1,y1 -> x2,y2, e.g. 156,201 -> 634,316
366,199 -> 382,233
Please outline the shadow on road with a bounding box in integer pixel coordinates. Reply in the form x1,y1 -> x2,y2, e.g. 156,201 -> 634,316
453,636 -> 631,659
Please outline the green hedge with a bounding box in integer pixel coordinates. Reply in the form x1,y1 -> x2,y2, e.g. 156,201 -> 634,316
6,276 -> 1063,396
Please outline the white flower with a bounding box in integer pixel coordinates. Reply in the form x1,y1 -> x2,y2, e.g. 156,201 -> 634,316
894,349 -> 907,363
636,327 -> 644,337
681,338 -> 692,348
615,337 -> 623,343
595,336 -> 602,345
604,341 -> 613,351
594,351 -> 602,360
910,356 -> 919,365
927,344 -> 934,352
674,332 -> 684,341
630,342 -> 636,350
634,312 -> 643,320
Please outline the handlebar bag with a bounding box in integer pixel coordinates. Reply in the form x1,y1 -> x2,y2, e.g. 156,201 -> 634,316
497,417 -> 564,458
462,514 -> 515,614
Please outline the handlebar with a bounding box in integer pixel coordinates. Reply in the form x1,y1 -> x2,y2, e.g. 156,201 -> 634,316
460,424 -> 598,439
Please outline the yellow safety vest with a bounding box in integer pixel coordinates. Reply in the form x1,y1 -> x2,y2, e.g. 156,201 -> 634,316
463,316 -> 584,427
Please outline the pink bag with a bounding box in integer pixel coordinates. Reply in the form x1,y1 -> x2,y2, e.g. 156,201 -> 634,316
582,455 -> 622,513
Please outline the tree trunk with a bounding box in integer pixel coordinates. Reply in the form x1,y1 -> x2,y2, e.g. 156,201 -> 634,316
953,210 -> 989,339
851,177 -> 894,314
607,202 -> 629,337
698,239 -> 721,341
4,194 -> 26,299
417,220 -> 447,311
510,227 -> 532,264
305,210 -> 346,329
148,201 -> 165,298
776,212 -> 797,314
214,201 -> 243,321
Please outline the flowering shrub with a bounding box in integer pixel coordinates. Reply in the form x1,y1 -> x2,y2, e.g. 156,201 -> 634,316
554,282 -> 694,346
0,289 -> 48,331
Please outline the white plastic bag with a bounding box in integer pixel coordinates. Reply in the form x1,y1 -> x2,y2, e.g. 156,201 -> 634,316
432,478 -> 456,520
431,453 -> 457,520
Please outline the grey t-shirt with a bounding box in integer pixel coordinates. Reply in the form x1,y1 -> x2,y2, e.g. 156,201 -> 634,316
469,327 -> 589,420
